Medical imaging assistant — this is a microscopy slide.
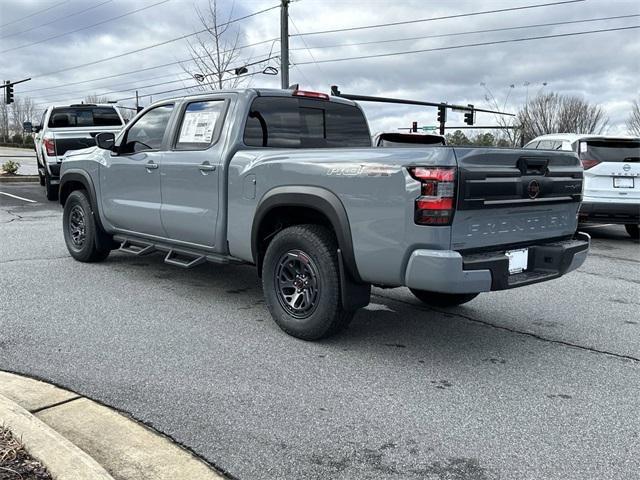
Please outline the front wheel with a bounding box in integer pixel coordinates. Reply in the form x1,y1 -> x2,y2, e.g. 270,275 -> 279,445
410,289 -> 479,307
63,190 -> 110,262
262,224 -> 353,340
625,224 -> 639,239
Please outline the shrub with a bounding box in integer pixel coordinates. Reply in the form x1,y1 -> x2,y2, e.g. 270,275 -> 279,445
2,160 -> 21,175
23,135 -> 34,147
11,133 -> 23,144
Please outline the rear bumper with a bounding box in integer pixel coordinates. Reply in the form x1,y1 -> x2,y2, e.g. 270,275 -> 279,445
579,201 -> 640,224
404,233 -> 590,294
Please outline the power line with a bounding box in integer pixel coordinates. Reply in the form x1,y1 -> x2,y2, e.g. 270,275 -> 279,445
20,37 -> 279,94
288,14 -> 328,86
0,0 -> 171,54
0,1 -> 113,40
32,55 -> 279,106
29,4 -> 280,79
290,13 -> 640,51
0,0 -> 69,29
290,0 -> 585,36
294,25 -> 640,65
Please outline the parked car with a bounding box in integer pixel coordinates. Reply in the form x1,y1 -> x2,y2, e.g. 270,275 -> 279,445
524,134 -> 640,238
373,132 -> 446,147
34,104 -> 125,200
58,88 -> 590,340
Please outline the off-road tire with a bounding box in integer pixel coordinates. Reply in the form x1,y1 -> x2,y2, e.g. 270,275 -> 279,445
262,224 -> 353,340
44,172 -> 58,201
410,289 -> 479,307
625,224 -> 639,239
63,190 -> 110,262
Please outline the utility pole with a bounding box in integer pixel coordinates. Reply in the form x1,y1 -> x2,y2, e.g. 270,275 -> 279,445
280,0 -> 290,89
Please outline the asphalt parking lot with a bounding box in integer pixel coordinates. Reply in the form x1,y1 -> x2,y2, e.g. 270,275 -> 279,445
1,182 -> 639,480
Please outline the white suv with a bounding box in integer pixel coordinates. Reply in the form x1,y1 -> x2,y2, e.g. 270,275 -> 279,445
524,134 -> 640,239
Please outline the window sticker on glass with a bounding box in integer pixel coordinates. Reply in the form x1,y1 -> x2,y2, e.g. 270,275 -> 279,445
179,109 -> 219,144
579,141 -> 588,153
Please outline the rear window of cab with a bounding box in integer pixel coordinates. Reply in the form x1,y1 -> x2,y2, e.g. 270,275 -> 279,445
243,97 -> 371,148
48,107 -> 122,128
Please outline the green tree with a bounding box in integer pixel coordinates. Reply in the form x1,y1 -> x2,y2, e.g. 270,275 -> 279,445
445,130 -> 471,146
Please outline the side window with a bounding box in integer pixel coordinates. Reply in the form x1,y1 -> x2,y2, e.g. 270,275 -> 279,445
524,141 -> 539,149
537,140 -> 554,149
175,100 -> 225,150
121,104 -> 173,154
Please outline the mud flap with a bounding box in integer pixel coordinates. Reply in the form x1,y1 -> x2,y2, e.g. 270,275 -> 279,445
337,248 -> 370,311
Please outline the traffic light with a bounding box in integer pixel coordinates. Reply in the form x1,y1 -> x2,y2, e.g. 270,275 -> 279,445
437,104 -> 447,124
464,104 -> 475,125
4,81 -> 13,105
412,121 -> 418,132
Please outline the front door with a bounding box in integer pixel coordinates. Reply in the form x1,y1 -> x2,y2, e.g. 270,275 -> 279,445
100,104 -> 174,236
160,99 -> 227,248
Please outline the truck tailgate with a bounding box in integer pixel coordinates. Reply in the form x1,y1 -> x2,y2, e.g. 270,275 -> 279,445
451,148 -> 583,251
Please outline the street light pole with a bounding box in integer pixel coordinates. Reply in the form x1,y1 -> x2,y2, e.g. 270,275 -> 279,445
280,0 -> 290,89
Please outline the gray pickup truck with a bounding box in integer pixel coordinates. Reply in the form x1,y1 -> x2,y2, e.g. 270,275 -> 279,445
58,88 -> 590,340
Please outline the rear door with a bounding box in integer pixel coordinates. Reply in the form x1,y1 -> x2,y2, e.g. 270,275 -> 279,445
100,103 -> 174,237
577,138 -> 640,202
159,97 -> 229,248
451,147 -> 583,251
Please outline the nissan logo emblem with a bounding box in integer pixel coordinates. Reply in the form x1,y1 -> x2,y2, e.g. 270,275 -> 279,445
528,180 -> 541,199
623,164 -> 631,172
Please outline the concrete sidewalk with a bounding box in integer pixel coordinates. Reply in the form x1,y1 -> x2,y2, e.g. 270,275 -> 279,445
0,371 -> 226,480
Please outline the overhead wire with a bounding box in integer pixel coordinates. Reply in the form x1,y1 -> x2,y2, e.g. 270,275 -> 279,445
0,0 -> 70,29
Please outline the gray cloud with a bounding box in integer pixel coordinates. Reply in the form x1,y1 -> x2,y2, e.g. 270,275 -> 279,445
1,0 -> 638,134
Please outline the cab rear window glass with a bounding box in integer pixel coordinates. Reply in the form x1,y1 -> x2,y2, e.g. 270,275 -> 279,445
580,140 -> 640,162
243,97 -> 371,148
48,107 -> 122,128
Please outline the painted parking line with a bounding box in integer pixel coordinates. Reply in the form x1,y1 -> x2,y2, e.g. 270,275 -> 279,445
0,191 -> 37,203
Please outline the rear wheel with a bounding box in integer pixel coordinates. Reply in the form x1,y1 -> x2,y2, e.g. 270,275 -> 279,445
410,289 -> 479,307
44,172 -> 58,201
625,224 -> 639,239
262,224 -> 353,340
63,190 -> 110,262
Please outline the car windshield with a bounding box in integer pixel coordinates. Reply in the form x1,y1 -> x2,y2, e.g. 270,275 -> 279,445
580,140 -> 640,162
48,107 -> 122,128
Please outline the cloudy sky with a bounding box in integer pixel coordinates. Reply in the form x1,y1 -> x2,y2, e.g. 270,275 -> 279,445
0,0 -> 638,134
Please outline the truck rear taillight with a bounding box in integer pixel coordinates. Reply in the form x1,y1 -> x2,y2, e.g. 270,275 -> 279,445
581,159 -> 600,170
43,138 -> 56,156
409,167 -> 457,225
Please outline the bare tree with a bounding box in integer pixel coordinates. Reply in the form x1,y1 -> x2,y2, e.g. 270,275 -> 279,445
626,99 -> 640,136
9,97 -> 36,133
0,98 -> 9,141
481,84 -> 521,147
84,94 -> 113,104
518,92 -> 608,144
181,0 -> 245,91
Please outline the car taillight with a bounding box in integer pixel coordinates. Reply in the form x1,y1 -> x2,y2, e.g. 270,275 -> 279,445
581,159 -> 600,170
409,166 -> 457,225
43,138 -> 56,156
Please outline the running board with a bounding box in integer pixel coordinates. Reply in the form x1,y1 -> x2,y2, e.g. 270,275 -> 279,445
119,239 -> 154,256
113,234 -> 246,268
164,250 -> 206,269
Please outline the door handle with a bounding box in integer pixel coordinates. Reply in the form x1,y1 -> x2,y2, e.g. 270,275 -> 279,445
145,161 -> 159,170
198,162 -> 216,172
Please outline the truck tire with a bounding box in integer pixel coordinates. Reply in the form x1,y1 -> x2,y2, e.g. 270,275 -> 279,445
262,224 -> 353,340
625,224 -> 639,239
62,190 -> 110,262
44,172 -> 58,201
410,289 -> 479,307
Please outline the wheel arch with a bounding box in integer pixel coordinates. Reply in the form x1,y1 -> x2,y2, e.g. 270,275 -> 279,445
251,186 -> 362,283
59,170 -> 107,232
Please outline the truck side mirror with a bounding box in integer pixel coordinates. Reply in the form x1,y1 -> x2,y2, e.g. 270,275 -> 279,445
95,132 -> 116,151
33,125 -> 42,133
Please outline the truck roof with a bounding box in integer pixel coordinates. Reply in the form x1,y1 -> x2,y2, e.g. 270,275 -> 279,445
530,133 -> 640,143
146,88 -> 359,108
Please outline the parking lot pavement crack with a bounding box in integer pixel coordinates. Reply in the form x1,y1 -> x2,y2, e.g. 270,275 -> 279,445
373,293 -> 640,363
30,395 -> 83,414
578,270 -> 640,285
0,255 -> 69,265
587,252 -> 640,264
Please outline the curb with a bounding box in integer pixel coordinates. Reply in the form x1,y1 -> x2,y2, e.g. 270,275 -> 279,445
0,393 -> 115,480
0,371 -> 227,480
0,175 -> 40,183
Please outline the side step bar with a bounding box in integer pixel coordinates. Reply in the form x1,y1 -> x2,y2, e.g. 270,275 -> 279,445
113,234 -> 246,269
